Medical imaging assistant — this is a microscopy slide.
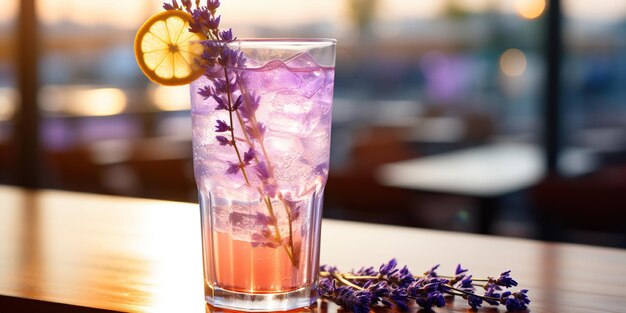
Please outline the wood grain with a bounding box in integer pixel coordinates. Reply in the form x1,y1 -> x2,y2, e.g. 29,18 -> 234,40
1,186 -> 625,312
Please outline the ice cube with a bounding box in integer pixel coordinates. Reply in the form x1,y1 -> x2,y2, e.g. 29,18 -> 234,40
298,68 -> 327,98
299,129 -> 330,164
285,52 -> 329,98
266,92 -> 320,134
248,60 -> 301,94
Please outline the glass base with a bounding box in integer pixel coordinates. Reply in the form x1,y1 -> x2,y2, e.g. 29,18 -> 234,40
206,284 -> 317,312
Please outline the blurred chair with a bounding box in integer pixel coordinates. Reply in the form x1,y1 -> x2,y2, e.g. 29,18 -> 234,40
325,126 -> 420,225
0,141 -> 15,183
46,146 -> 104,193
532,163 -> 626,245
127,138 -> 196,202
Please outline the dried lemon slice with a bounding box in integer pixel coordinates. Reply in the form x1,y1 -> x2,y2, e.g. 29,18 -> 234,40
134,10 -> 206,86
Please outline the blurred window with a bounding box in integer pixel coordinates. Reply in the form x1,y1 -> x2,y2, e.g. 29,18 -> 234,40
0,1 -> 18,184
562,0 -> 626,169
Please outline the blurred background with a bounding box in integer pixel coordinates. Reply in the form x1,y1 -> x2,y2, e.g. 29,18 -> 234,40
1,0 -> 625,247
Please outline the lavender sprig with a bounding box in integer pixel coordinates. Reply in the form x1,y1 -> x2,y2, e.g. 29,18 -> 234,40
165,0 -> 301,267
319,259 -> 530,312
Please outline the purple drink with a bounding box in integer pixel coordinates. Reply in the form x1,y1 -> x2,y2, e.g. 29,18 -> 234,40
191,39 -> 336,311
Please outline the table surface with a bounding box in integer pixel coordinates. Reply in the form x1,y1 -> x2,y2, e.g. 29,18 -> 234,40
377,142 -> 596,197
1,186 -> 625,313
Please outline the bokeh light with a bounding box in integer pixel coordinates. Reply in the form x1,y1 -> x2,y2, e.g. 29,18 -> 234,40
515,0 -> 546,19
150,85 -> 191,111
499,49 -> 527,77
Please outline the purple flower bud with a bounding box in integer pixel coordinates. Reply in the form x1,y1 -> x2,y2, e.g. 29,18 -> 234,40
239,94 -> 260,119
320,265 -> 338,274
212,95 -> 228,110
504,290 -> 530,311
455,264 -> 468,275
233,95 -> 243,111
207,15 -> 221,30
254,212 -> 276,226
242,147 -> 255,165
207,0 -> 220,12
458,275 -> 474,292
198,85 -> 213,99
220,28 -> 234,41
188,20 -> 203,33
424,264 -> 440,277
484,285 -> 501,305
467,294 -> 483,309
225,162 -> 240,174
254,161 -> 271,181
427,291 -> 446,308
163,3 -> 176,10
389,288 -> 409,311
181,0 -> 192,11
215,135 -> 230,146
495,270 -> 518,288
215,119 -> 230,132
379,259 -> 398,276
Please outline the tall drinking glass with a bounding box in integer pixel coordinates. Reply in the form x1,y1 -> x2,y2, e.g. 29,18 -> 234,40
190,39 -> 336,311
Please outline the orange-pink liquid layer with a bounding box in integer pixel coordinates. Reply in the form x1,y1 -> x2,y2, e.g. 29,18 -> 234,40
205,231 -> 313,293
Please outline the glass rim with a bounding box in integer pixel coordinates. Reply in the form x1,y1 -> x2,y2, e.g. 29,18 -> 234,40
222,38 -> 337,48
229,38 -> 336,43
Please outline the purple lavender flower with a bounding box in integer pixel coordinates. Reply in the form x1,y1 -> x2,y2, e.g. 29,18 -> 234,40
212,76 -> 237,95
389,265 -> 414,287
198,85 -> 213,100
253,212 -> 275,226
320,265 -> 338,274
212,95 -> 228,110
219,28 -> 234,41
457,275 -> 474,293
232,95 -> 243,111
225,162 -> 240,174
181,0 -> 192,10
215,135 -> 230,146
245,122 -> 266,140
484,285 -> 501,305
423,277 -> 450,293
503,289 -> 530,311
424,264 -> 440,278
467,294 -> 483,309
201,41 -> 221,61
494,270 -> 518,288
415,291 -> 446,310
206,15 -> 221,29
388,288 -> 409,311
289,204 -> 301,222
379,259 -> 398,276
206,0 -> 220,12
254,161 -> 271,181
336,287 -> 372,313
243,147 -> 256,165
218,48 -> 244,67
239,94 -> 261,120
215,119 -> 230,132
319,262 -> 530,313
452,264 -> 468,284
163,3 -> 176,10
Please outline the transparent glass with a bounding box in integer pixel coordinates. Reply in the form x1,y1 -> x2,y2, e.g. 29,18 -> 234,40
190,39 -> 336,311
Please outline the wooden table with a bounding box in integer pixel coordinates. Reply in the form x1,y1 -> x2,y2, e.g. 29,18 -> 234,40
377,143 -> 596,233
1,186 -> 625,312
